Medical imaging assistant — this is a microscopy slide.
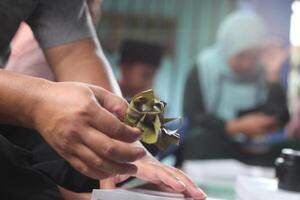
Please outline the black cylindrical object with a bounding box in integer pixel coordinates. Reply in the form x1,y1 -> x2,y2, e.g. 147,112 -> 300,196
275,148 -> 300,192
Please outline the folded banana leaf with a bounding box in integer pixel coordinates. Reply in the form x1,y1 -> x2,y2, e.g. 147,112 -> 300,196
124,89 -> 180,150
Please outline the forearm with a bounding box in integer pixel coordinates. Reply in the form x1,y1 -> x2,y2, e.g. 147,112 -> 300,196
45,38 -> 121,95
0,69 -> 49,127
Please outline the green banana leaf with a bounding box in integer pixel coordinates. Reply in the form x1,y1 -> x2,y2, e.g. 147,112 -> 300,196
124,89 -> 180,150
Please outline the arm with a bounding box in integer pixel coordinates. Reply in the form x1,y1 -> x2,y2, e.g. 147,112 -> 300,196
44,38 -> 121,95
0,69 -> 48,127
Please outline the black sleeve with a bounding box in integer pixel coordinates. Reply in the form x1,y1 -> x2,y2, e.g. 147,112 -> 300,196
183,66 -> 226,134
263,82 -> 290,127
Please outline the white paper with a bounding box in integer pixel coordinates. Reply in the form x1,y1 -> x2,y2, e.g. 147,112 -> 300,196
91,189 -> 222,200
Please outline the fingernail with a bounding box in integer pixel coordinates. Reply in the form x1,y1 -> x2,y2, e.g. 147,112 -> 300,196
132,128 -> 143,140
136,127 -> 144,133
193,188 -> 207,199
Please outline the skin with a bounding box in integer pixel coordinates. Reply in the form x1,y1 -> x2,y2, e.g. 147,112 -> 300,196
119,63 -> 157,97
0,16 -> 206,200
228,49 -> 261,76
0,69 -> 145,179
225,46 -> 287,137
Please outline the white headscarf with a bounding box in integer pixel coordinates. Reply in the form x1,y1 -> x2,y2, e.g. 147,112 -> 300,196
196,11 -> 268,121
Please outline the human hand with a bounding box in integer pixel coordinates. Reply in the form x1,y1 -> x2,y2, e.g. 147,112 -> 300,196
32,82 -> 146,179
226,112 -> 278,136
100,155 -> 206,200
261,40 -> 288,82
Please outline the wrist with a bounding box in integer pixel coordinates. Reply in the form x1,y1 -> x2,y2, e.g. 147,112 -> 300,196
27,79 -> 53,130
0,70 -> 53,128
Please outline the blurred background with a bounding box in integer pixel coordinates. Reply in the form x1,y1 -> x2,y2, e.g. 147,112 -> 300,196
95,1 -> 300,198
4,0 -> 300,199
98,0 -> 293,117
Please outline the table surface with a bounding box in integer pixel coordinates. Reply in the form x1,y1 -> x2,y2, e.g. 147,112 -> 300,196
182,159 -> 276,200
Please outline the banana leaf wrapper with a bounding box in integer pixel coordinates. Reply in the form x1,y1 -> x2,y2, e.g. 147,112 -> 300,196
124,89 -> 180,150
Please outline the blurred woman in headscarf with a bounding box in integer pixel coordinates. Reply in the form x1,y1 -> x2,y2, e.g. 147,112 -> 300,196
181,11 -> 294,166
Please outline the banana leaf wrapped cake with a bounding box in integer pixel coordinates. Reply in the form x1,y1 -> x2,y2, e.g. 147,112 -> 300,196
124,90 -> 180,150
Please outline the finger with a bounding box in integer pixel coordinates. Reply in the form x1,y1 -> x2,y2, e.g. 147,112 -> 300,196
88,85 -> 114,105
100,173 -> 132,189
156,183 -> 177,193
91,105 -> 142,143
68,156 -> 112,179
166,167 -> 206,200
89,85 -> 127,119
115,174 -> 131,184
81,127 -> 146,163
100,178 -> 116,189
153,166 -> 186,193
74,144 -> 138,175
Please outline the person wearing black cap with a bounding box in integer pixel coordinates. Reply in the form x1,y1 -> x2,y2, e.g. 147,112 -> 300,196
118,39 -> 163,99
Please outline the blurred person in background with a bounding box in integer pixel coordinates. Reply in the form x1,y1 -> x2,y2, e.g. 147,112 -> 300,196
181,11 -> 295,167
118,39 -> 163,100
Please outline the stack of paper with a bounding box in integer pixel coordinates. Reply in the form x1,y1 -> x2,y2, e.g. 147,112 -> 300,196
91,189 -> 221,200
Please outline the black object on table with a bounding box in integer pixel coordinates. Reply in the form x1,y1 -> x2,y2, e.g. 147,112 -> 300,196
275,148 -> 300,192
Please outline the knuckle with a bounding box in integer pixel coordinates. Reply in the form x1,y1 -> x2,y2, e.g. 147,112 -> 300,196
103,143 -> 115,157
109,96 -> 128,112
59,137 -> 73,152
94,158 -> 104,168
79,100 -> 94,114
71,159 -> 88,175
112,122 -> 124,137
77,165 -> 88,175
120,98 -> 129,108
